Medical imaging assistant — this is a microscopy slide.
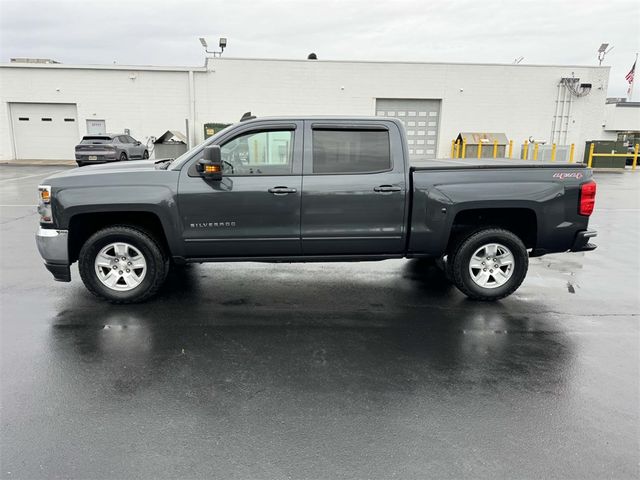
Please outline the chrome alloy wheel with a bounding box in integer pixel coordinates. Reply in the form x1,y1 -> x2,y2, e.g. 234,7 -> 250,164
94,242 -> 147,291
468,243 -> 515,289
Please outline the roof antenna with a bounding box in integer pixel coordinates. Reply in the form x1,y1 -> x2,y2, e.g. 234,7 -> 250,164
240,112 -> 256,122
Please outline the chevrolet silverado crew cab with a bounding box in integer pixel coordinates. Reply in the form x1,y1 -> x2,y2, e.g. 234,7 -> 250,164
36,116 -> 597,303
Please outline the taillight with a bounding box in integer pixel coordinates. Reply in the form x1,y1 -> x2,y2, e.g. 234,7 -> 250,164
579,181 -> 596,216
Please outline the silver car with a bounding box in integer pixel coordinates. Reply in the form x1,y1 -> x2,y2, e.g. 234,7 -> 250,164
75,134 -> 149,167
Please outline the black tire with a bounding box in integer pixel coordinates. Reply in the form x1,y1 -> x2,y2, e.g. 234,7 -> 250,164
143,150 -> 149,159
449,228 -> 528,301
76,162 -> 84,167
119,152 -> 128,162
78,226 -> 168,304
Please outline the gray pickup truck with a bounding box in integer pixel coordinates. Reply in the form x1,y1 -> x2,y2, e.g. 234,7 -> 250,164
36,116 -> 597,303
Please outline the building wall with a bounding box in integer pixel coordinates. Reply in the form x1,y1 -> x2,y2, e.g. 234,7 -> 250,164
0,66 -> 191,162
195,58 -> 610,160
1,59 -> 610,162
603,103 -> 640,132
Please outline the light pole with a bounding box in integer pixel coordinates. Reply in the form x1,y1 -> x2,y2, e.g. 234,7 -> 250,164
597,43 -> 613,66
199,37 -> 227,57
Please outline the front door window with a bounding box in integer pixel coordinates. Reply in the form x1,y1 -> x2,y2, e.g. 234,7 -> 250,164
221,130 -> 293,176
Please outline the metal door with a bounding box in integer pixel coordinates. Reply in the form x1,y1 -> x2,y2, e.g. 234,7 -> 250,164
376,99 -> 441,161
10,103 -> 79,161
86,119 -> 106,135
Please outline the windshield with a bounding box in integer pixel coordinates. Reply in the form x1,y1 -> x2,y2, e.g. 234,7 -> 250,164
168,123 -> 238,170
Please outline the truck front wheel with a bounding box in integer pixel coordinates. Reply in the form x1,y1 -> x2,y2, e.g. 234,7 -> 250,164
450,228 -> 528,301
78,226 -> 168,303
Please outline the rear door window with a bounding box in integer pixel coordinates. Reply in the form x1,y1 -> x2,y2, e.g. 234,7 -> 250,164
312,129 -> 391,174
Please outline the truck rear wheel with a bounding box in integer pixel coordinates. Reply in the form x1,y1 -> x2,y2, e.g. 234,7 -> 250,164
449,228 -> 528,301
78,226 -> 168,304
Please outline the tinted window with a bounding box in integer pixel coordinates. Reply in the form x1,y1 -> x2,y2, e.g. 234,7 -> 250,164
80,137 -> 112,144
119,136 -> 129,143
220,130 -> 294,175
312,129 -> 391,174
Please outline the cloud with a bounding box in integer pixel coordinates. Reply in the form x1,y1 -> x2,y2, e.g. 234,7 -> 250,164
1,0 -> 638,96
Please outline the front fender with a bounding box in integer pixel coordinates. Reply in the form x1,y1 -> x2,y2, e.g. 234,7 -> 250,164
53,185 -> 183,256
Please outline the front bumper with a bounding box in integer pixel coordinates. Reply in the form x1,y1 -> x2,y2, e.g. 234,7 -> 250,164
36,227 -> 71,282
571,230 -> 597,252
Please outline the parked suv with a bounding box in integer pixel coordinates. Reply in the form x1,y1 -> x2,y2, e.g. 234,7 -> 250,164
75,134 -> 148,167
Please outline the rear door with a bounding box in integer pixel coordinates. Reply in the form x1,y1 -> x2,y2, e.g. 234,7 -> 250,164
301,120 -> 407,255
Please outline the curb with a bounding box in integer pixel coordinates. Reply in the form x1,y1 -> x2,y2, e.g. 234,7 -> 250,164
591,168 -> 636,174
1,161 -> 76,167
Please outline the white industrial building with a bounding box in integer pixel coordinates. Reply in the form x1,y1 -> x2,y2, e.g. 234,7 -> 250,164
1,56 -> 634,163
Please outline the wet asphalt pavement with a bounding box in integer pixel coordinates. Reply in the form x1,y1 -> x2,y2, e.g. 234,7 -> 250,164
0,165 -> 638,479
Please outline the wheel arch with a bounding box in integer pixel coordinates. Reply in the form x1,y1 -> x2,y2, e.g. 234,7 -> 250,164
68,211 -> 170,263
446,207 -> 538,252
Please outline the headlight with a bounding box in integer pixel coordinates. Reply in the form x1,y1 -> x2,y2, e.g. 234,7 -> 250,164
37,185 -> 53,224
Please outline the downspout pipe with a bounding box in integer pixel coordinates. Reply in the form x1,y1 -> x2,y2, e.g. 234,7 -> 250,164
188,70 -> 196,148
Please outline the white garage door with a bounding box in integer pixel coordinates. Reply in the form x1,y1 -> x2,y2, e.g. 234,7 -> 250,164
376,99 -> 441,161
10,103 -> 79,161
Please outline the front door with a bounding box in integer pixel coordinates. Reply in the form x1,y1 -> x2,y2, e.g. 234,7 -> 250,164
178,123 -> 303,257
301,121 -> 407,255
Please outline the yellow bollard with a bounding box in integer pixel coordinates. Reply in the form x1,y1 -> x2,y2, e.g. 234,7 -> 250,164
493,140 -> 498,159
551,143 -> 557,162
477,141 -> 483,159
633,143 -> 639,171
454,140 -> 460,159
461,140 -> 467,159
523,140 -> 529,160
587,143 -> 595,168
508,140 -> 513,159
569,143 -> 575,163
533,142 -> 539,161
450,140 -> 455,159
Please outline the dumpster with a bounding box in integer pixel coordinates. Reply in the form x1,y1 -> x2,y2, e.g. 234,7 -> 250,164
153,131 -> 188,159
204,122 -> 232,139
583,140 -> 627,168
456,132 -> 508,158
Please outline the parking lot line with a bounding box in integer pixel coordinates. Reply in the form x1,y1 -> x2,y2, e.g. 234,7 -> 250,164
0,170 -> 63,184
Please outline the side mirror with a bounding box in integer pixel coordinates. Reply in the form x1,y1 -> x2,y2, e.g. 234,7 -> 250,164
196,145 -> 223,181
135,141 -> 141,146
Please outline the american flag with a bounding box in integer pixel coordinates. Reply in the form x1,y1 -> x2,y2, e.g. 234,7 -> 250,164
626,60 -> 636,84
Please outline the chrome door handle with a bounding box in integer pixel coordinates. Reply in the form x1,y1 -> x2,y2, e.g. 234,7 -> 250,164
268,186 -> 297,195
374,185 -> 402,193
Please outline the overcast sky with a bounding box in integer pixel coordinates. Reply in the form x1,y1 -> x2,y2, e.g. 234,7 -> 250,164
1,0 -> 638,97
